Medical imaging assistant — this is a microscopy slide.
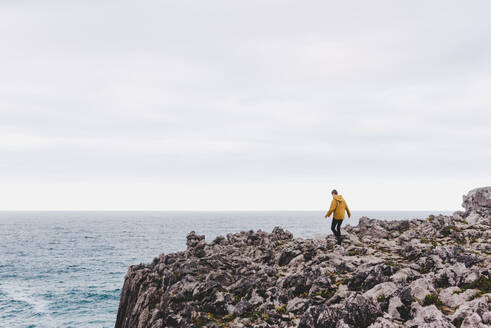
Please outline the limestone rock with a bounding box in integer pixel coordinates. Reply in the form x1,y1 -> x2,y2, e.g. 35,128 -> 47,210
462,186 -> 491,217
114,187 -> 491,328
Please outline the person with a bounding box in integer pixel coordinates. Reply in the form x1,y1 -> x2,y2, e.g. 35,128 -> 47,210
324,189 -> 351,245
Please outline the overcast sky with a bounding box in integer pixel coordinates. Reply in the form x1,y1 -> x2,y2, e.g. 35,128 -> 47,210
1,1 -> 490,210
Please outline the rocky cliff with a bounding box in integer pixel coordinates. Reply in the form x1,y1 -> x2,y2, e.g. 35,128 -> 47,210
114,187 -> 491,328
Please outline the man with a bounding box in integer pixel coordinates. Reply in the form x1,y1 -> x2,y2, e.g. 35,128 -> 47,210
325,189 -> 351,245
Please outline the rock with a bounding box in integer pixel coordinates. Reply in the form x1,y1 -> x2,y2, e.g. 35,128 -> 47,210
407,303 -> 454,328
462,186 -> 491,217
186,230 -> 205,248
114,187 -> 491,328
408,277 -> 436,303
348,264 -> 396,292
271,226 -> 293,241
367,315 -> 403,327
483,311 -> 491,324
387,296 -> 404,321
390,267 -> 421,283
461,313 -> 486,328
450,295 -> 490,327
298,294 -> 382,328
363,282 -> 398,304
434,262 -> 468,288
438,286 -> 477,308
286,297 -> 309,312
232,300 -> 252,316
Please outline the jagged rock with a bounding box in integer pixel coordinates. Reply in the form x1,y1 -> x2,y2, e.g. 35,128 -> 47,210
407,303 -> 454,327
438,286 -> 478,308
462,186 -> 491,217
114,187 -> 491,328
299,294 -> 382,328
286,297 -> 309,312
409,277 -> 436,303
450,295 -> 490,327
348,264 -> 396,292
367,315 -> 403,327
390,267 -> 421,283
363,282 -> 398,304
232,300 -> 252,316
483,311 -> 491,324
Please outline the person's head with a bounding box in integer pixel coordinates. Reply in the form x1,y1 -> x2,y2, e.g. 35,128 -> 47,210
331,189 -> 338,196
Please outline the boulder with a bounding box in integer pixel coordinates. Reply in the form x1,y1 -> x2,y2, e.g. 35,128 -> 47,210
462,186 -> 491,217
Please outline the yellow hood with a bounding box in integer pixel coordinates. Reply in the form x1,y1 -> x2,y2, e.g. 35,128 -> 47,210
333,195 -> 344,202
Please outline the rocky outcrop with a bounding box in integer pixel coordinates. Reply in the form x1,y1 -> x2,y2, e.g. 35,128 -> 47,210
115,187 -> 491,328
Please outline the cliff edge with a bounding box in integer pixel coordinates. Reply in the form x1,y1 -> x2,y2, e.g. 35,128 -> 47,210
115,187 -> 491,328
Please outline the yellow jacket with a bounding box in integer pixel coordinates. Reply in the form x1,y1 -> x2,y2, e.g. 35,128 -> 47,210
325,195 -> 351,220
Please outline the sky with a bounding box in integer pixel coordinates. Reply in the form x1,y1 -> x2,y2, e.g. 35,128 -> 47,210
0,1 -> 490,210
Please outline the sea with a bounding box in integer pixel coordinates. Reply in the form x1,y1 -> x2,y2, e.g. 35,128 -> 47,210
0,210 -> 452,328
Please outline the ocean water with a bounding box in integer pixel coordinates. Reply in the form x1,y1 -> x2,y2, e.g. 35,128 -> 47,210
0,210 -> 452,328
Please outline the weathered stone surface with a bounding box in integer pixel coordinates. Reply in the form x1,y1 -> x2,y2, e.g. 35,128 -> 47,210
409,277 -> 436,303
450,295 -> 490,327
363,282 -> 398,304
115,187 -> 491,328
298,294 -> 382,328
462,186 -> 491,217
438,286 -> 478,308
407,303 -> 454,328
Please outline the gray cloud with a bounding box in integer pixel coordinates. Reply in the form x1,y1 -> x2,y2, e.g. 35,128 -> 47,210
1,1 -> 490,209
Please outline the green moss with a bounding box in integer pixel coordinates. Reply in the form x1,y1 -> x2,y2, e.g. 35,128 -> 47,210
418,265 -> 432,274
441,226 -> 454,237
423,294 -> 442,308
452,289 -> 464,295
384,260 -> 401,270
469,290 -> 483,301
377,294 -> 386,303
347,249 -> 363,256
275,304 -> 286,313
258,310 -> 269,320
222,314 -> 234,322
336,279 -> 347,286
460,276 -> 491,294
313,286 -> 338,299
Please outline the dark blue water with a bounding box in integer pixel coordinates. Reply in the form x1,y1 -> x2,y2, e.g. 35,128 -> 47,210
0,210 -> 451,328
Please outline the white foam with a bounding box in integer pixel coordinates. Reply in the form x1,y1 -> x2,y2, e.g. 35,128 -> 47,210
0,281 -> 59,327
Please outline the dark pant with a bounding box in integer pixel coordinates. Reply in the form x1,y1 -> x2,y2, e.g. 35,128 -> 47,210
331,218 -> 342,238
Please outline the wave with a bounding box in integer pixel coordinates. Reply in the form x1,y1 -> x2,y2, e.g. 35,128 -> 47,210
0,281 -> 61,327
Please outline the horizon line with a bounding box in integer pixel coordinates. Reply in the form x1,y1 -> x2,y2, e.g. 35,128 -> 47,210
0,209 -> 457,212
